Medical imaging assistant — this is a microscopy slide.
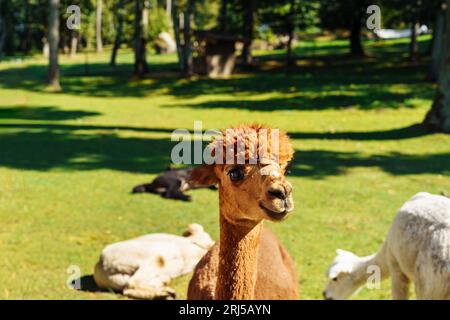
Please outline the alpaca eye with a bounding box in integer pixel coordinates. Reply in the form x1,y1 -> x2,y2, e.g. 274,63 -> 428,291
228,167 -> 245,182
332,277 -> 338,282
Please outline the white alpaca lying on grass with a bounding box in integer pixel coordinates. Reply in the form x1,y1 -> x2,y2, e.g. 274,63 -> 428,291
94,223 -> 214,299
324,192 -> 450,300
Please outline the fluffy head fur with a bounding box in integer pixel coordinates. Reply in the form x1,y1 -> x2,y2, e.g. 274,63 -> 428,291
205,123 -> 294,167
326,249 -> 359,279
324,249 -> 367,300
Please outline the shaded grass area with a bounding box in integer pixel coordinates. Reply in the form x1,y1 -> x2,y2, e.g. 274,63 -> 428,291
0,125 -> 174,173
0,123 -> 448,177
0,36 -> 449,299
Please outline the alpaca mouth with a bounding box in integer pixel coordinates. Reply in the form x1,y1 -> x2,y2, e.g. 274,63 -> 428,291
259,202 -> 288,221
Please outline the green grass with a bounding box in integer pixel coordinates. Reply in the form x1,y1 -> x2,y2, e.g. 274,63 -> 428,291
0,36 -> 449,299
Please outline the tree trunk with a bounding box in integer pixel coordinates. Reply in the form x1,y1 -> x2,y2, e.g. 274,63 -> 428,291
61,27 -> 68,53
350,13 -> 365,57
218,0 -> 228,32
409,21 -> 419,62
21,1 -> 32,53
42,37 -> 49,59
182,0 -> 194,75
2,0 -> 13,56
166,0 -> 172,17
48,0 -> 61,90
424,0 -> 450,133
143,2 -> 149,37
0,0 -> 5,60
429,6 -> 446,81
171,0 -> 184,72
0,26 -> 4,60
110,0 -> 125,66
426,19 -> 437,56
96,0 -> 103,53
70,31 -> 78,58
286,0 -> 296,66
134,0 -> 149,77
241,0 -> 254,66
287,30 -> 295,66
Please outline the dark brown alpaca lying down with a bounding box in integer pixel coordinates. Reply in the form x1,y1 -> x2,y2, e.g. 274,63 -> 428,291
132,167 -> 218,201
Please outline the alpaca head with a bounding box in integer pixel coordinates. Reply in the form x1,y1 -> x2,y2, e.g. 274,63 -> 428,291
323,249 -> 362,300
182,223 -> 215,250
189,124 -> 295,227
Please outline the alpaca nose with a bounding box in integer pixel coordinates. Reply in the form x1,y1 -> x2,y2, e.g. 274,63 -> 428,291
322,291 -> 333,300
268,186 -> 287,200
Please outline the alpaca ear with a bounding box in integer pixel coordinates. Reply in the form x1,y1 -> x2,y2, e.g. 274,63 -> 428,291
187,223 -> 204,234
327,261 -> 354,278
189,165 -> 218,186
336,249 -> 353,257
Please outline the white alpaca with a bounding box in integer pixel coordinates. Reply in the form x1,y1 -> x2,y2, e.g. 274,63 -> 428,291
94,223 -> 214,299
324,192 -> 450,300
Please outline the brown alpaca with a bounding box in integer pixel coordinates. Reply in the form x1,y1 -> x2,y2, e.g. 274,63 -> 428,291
187,124 -> 299,300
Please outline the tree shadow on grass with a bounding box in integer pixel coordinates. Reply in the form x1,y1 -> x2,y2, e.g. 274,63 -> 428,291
0,123 -> 176,134
0,52 -> 434,109
0,125 -> 175,173
173,87 -> 432,111
0,123 -> 448,178
0,106 -> 100,121
289,124 -> 429,141
289,149 -> 450,179
0,62 -> 178,98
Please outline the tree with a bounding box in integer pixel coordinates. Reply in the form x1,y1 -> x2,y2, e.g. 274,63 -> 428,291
182,0 -> 194,75
134,0 -> 149,77
48,0 -> 61,89
70,30 -> 78,58
171,0 -> 184,71
142,0 -> 149,36
218,0 -> 228,32
241,0 -> 254,66
405,0 -> 423,62
166,0 -> 171,16
429,5 -> 445,81
383,0 -> 443,62
96,0 -> 103,52
110,0 -> 126,66
409,22 -> 419,62
424,1 -> 450,133
171,0 -> 195,75
319,0 -> 370,57
260,0 -> 319,65
429,3 -> 446,81
286,0 -> 296,65
285,0 -> 319,65
20,0 -> 32,53
349,7 -> 365,56
0,0 -> 5,60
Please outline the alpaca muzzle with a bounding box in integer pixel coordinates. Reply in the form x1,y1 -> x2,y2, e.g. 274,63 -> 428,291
259,181 -> 294,221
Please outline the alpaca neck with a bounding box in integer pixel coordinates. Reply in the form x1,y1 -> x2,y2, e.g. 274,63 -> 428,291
351,248 -> 388,288
215,213 -> 262,300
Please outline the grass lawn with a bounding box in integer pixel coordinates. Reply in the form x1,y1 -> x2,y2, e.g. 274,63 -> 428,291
0,36 -> 449,299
